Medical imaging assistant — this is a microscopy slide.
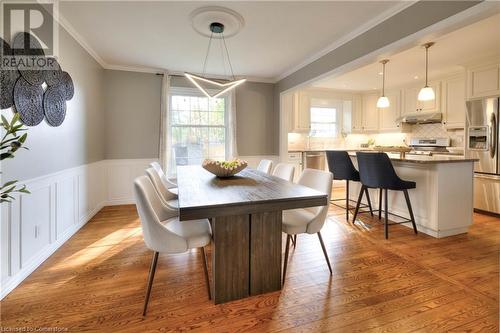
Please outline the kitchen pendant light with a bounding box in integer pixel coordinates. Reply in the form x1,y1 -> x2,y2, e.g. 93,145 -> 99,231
185,22 -> 245,98
418,42 -> 435,102
376,59 -> 390,108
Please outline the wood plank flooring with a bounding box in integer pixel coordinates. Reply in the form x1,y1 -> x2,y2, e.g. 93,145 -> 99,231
1,193 -> 498,332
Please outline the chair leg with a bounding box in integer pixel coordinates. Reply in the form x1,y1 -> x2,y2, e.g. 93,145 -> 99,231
352,185 -> 365,224
378,188 -> 383,220
142,251 -> 159,316
317,232 -> 332,275
345,180 -> 350,221
364,187 -> 374,216
403,189 -> 418,235
282,235 -> 292,285
384,189 -> 389,239
293,234 -> 297,248
200,247 -> 211,300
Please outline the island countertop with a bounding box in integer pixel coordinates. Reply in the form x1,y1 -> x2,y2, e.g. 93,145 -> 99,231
347,152 -> 478,164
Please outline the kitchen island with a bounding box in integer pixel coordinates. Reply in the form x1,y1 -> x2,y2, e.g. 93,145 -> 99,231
348,153 -> 478,238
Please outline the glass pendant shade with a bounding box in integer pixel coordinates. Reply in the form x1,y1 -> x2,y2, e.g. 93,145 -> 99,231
377,96 -> 390,108
418,86 -> 435,101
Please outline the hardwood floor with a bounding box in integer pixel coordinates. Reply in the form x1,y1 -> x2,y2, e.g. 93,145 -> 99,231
1,194 -> 499,332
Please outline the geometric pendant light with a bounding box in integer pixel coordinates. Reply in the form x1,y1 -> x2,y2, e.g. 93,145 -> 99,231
417,42 -> 435,102
185,22 -> 246,98
376,59 -> 390,108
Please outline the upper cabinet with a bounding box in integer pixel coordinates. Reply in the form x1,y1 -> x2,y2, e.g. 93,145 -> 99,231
442,74 -> 466,129
361,93 -> 379,131
282,91 -> 311,132
379,91 -> 401,131
402,82 -> 441,114
467,63 -> 500,98
351,95 -> 363,132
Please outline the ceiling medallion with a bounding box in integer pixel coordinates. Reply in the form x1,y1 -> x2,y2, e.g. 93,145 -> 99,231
186,8 -> 246,98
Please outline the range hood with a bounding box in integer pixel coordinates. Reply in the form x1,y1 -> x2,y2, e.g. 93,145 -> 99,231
396,112 -> 442,124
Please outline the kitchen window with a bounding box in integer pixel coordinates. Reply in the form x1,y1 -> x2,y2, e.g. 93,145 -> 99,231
169,89 -> 228,169
309,106 -> 339,138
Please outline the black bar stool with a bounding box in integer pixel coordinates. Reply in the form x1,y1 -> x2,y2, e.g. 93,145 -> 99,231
352,152 -> 418,239
326,151 -> 373,220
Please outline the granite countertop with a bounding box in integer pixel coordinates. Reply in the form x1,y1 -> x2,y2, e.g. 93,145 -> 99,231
347,152 -> 478,164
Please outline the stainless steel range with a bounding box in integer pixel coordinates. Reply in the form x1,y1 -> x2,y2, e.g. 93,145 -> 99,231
408,137 -> 451,156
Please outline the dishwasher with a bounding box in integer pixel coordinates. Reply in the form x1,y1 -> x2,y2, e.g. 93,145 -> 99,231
304,151 -> 326,170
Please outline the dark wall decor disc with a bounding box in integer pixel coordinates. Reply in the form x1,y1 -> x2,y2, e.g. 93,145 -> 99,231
59,71 -> 74,100
14,77 -> 44,126
13,32 -> 45,86
12,32 -> 45,56
0,68 -> 20,110
43,85 -> 66,127
43,58 -> 62,86
0,37 -> 12,57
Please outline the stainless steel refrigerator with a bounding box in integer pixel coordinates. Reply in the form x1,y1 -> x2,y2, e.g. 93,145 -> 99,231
465,97 -> 500,215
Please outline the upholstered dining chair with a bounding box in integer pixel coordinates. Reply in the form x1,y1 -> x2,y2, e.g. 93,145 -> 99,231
257,159 -> 273,174
133,176 -> 212,316
150,161 -> 178,195
281,168 -> 333,284
145,168 -> 179,209
272,163 -> 295,182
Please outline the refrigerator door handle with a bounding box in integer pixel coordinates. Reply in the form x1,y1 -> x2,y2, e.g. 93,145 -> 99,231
490,112 -> 497,159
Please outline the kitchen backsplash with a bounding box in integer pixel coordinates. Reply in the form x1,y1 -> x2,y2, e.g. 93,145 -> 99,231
288,123 -> 464,151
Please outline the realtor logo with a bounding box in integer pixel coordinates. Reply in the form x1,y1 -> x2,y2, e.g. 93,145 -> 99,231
1,0 -> 59,68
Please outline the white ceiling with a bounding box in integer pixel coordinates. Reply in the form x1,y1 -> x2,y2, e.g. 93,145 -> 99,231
312,13 -> 500,91
58,1 -> 408,81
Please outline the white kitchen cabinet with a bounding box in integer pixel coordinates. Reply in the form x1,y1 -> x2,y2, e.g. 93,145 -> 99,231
467,63 -> 500,98
361,93 -> 379,131
442,75 -> 466,129
378,91 -> 401,131
281,91 -> 311,132
287,152 -> 303,182
351,95 -> 363,132
403,82 -> 441,114
294,92 -> 311,132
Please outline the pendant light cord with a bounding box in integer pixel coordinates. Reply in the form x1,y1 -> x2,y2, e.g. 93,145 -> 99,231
222,33 -> 236,80
382,62 -> 386,96
425,45 -> 429,87
201,31 -> 214,77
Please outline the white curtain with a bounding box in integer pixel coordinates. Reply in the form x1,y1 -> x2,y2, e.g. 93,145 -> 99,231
227,89 -> 238,159
158,72 -> 172,174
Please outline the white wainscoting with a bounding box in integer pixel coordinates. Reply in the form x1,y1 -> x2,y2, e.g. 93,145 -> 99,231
0,158 -> 156,299
1,156 -> 279,299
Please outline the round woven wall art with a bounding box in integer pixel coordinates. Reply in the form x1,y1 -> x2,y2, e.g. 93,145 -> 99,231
0,69 -> 20,110
14,77 -> 44,126
12,32 -> 45,56
43,58 -> 62,86
12,32 -> 45,86
59,71 -> 74,100
0,38 -> 20,110
43,85 -> 66,127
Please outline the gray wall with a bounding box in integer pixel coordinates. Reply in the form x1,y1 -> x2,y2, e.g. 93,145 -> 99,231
3,26 -> 105,181
235,82 -> 275,156
103,74 -> 276,159
103,70 -> 162,159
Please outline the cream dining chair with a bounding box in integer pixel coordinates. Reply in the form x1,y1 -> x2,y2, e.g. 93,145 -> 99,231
150,161 -> 178,195
282,168 -> 333,284
133,176 -> 212,316
257,159 -> 273,174
272,163 -> 295,182
145,167 -> 179,209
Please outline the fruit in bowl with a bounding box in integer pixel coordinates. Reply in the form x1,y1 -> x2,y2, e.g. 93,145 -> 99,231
202,159 -> 248,178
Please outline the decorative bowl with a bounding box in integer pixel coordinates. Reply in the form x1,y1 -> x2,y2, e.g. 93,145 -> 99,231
202,159 -> 248,178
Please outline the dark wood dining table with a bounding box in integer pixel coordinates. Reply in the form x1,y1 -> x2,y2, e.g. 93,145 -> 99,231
176,165 -> 328,304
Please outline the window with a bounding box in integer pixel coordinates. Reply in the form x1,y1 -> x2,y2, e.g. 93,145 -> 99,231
169,90 -> 228,170
309,107 -> 338,138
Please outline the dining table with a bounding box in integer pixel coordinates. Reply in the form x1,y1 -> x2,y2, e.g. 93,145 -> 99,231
176,165 -> 328,304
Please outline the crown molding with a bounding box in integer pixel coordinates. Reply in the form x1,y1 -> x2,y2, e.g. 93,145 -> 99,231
273,1 -> 417,82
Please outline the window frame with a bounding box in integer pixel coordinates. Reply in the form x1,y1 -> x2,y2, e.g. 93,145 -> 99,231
168,87 -> 230,164
309,104 -> 342,138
